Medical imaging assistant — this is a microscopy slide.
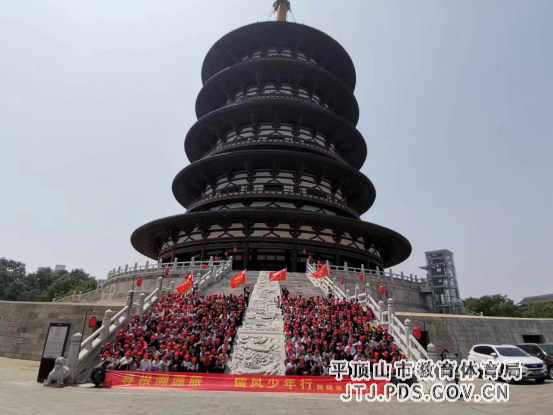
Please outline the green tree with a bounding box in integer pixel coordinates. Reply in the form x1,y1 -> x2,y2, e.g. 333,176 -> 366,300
520,302 -> 553,319
0,258 -> 27,301
463,295 -> 522,317
0,257 -> 98,302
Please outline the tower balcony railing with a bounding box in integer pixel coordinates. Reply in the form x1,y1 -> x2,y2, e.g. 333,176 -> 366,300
202,135 -> 347,164
188,186 -> 359,217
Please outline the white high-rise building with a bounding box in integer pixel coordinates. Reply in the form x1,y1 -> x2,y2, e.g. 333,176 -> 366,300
54,265 -> 66,272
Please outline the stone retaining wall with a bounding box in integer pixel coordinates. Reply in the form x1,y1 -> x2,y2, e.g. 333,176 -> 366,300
0,301 -> 118,361
396,312 -> 553,358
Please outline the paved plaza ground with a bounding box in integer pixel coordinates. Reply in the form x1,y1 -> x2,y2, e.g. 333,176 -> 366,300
1,357 -> 552,415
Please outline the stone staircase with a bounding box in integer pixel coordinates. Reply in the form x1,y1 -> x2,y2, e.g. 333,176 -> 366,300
229,271 -> 285,375
202,271 -> 261,296
277,272 -> 326,298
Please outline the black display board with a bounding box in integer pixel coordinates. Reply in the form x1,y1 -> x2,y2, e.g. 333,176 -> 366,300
37,322 -> 71,383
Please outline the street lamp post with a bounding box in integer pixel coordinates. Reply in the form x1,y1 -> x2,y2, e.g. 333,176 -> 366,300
127,275 -> 140,320
78,309 -> 95,356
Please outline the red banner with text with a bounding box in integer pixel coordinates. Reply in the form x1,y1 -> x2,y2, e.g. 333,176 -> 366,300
104,371 -> 388,395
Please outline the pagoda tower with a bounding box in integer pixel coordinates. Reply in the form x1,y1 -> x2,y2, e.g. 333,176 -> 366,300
131,1 -> 411,272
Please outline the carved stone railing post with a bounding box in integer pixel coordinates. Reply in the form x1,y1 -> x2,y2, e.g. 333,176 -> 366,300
427,343 -> 438,363
126,290 -> 133,310
169,281 -> 175,294
156,277 -> 163,294
137,293 -> 146,316
354,284 -> 360,299
98,309 -> 113,343
365,283 -> 370,305
208,256 -> 214,286
378,300 -> 386,322
71,290 -> 77,302
387,298 -> 396,319
66,332 -> 82,376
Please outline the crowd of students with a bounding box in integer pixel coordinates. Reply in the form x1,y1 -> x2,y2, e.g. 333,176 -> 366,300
95,283 -> 405,379
279,293 -> 406,376
97,292 -> 245,373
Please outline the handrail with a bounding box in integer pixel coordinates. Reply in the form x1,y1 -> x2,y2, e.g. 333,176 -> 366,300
80,326 -> 102,350
325,265 -> 426,284
188,186 -> 358,216
463,307 -> 483,316
205,135 -> 347,164
110,306 -> 129,324
106,259 -> 222,281
143,288 -> 158,304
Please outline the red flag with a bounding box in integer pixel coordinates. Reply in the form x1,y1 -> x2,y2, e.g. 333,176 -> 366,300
269,268 -> 287,281
230,270 -> 247,288
176,274 -> 193,294
311,264 -> 329,279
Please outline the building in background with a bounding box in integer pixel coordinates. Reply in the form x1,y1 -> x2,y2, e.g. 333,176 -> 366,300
420,249 -> 462,314
130,1 -> 411,272
519,294 -> 553,305
54,265 -> 66,272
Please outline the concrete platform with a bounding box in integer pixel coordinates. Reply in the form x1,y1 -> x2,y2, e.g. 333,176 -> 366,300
1,357 -> 553,415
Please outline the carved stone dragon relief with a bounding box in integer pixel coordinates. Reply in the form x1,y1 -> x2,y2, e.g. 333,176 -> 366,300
229,271 -> 285,375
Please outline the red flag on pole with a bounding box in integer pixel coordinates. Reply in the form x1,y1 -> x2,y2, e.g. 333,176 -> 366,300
311,264 -> 329,279
269,268 -> 287,281
176,274 -> 193,294
230,270 -> 247,288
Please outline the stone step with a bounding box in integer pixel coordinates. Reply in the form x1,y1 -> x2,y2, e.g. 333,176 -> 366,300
201,271 -> 260,296
276,272 -> 326,298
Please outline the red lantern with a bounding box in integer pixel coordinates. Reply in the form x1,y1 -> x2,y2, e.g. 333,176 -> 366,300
164,268 -> 170,275
379,285 -> 386,295
234,247 -> 237,252
54,293 -> 57,297
413,327 -> 421,339
88,317 -> 97,327
215,257 -> 219,261
75,286 -> 78,290
225,252 -> 228,256
309,256 -> 312,260
136,278 -> 143,287
340,279 -> 344,285
317,260 -> 321,265
359,273 -> 364,281
330,269 -> 334,274
303,250 -> 306,254
202,264 -> 207,269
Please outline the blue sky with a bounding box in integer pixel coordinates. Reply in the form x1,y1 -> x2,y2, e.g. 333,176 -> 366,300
1,0 -> 551,302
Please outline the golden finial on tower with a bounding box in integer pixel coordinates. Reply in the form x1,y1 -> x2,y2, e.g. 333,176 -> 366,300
273,0 -> 291,22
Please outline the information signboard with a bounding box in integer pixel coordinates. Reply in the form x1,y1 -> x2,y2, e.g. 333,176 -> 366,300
37,323 -> 71,383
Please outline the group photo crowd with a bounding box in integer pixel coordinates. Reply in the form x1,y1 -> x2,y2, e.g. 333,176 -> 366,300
96,281 -> 405,378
